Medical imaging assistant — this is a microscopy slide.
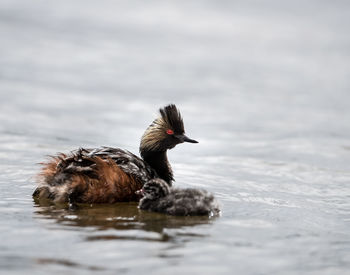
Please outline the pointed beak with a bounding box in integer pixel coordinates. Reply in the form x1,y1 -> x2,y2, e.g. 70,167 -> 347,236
176,134 -> 198,144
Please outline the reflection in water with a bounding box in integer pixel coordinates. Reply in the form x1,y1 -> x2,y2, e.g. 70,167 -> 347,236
32,201 -> 217,272
33,199 -> 216,242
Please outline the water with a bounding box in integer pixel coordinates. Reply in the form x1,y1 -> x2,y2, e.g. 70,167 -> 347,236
0,0 -> 350,274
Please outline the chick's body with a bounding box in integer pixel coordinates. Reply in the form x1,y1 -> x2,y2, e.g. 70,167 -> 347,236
138,179 -> 220,216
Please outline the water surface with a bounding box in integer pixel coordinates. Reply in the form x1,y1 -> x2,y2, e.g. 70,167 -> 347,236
0,0 -> 350,274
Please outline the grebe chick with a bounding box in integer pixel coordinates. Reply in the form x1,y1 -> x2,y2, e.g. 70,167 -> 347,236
137,179 -> 220,216
33,104 -> 198,204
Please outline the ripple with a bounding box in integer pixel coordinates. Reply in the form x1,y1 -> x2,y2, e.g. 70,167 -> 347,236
222,219 -> 274,228
35,258 -> 106,271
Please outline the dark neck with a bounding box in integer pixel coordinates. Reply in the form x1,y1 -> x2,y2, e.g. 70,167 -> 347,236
140,150 -> 173,186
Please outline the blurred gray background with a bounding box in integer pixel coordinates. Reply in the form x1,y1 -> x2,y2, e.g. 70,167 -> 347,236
0,0 -> 349,274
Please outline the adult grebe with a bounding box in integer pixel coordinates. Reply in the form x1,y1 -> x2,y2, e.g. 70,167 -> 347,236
33,104 -> 198,204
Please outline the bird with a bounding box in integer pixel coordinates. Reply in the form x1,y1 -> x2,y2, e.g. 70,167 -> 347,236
136,178 -> 220,216
33,104 -> 198,204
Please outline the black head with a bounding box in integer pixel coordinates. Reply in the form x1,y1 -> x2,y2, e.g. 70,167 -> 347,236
136,178 -> 170,200
140,104 -> 198,153
159,104 -> 184,135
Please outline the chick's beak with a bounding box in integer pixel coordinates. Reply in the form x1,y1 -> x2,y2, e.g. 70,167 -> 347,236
176,134 -> 199,143
135,188 -> 145,196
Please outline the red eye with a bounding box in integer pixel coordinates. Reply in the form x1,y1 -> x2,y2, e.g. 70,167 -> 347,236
166,129 -> 174,135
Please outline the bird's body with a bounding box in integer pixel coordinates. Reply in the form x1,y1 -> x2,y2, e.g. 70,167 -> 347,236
33,104 -> 198,204
137,179 -> 220,216
34,147 -> 157,203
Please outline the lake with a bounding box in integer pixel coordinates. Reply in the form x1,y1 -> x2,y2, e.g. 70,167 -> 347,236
0,0 -> 349,274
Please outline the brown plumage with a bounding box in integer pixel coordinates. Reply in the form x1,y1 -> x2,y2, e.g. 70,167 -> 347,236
35,154 -> 141,203
33,104 -> 198,204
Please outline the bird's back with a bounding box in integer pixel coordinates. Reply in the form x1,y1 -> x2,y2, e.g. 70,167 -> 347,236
34,147 -> 157,203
